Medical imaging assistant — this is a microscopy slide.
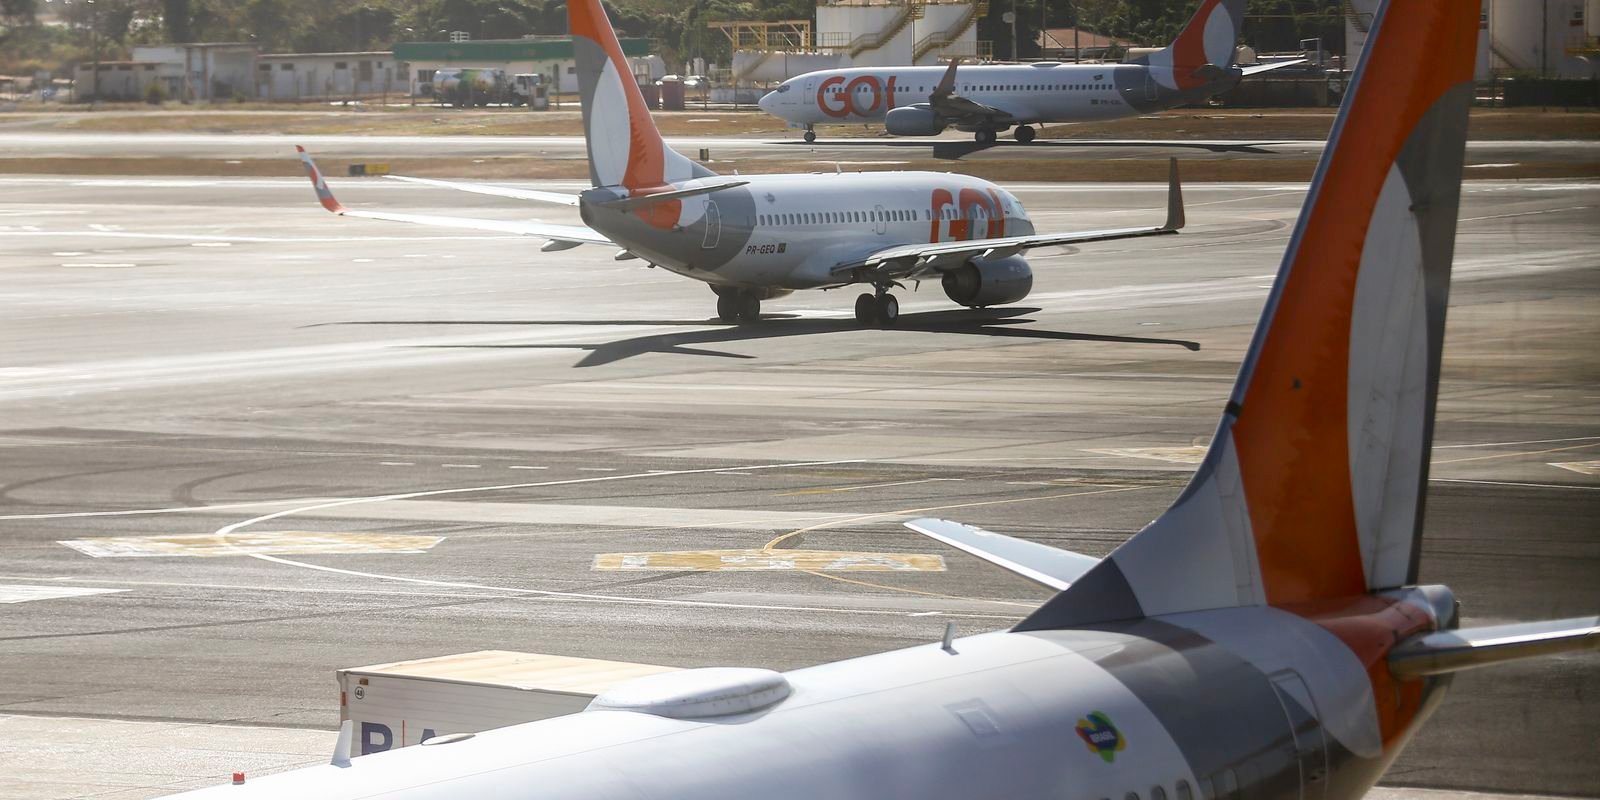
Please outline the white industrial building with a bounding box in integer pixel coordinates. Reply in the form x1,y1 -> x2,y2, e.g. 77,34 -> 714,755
731,0 -> 983,84
1346,0 -> 1599,80
255,52 -> 404,101
74,43 -> 255,101
392,38 -> 663,96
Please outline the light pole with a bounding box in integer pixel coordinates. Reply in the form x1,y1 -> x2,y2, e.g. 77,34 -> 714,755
88,0 -> 99,103
1002,9 -> 1016,61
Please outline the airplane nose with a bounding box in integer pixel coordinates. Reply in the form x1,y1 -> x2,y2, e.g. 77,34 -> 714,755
758,90 -> 778,114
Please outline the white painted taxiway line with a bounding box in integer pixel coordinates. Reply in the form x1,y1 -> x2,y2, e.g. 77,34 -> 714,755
196,459 -> 1115,618
0,321 -> 682,403
274,499 -> 887,531
0,497 -> 355,521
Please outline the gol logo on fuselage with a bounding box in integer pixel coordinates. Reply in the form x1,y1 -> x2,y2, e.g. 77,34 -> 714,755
816,74 -> 902,119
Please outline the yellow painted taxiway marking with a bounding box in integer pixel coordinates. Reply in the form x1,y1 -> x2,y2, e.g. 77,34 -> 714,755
592,549 -> 945,572
1548,460 -> 1600,476
58,531 -> 443,558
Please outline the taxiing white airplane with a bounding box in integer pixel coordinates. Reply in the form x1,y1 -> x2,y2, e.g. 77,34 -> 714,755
297,3 -> 1183,327
760,0 -> 1303,143
191,2 -> 1598,798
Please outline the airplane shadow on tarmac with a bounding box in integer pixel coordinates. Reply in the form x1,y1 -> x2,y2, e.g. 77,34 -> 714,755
317,307 -> 1200,368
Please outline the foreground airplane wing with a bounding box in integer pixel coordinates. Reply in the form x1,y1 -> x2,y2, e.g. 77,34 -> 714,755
296,147 -> 611,247
903,518 -> 1100,591
833,158 -> 1182,281
1241,58 -> 1310,77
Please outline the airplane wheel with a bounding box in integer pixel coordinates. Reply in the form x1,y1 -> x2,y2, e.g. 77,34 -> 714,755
1015,125 -> 1036,143
975,129 -> 997,145
875,294 -> 899,326
804,130 -> 817,143
716,293 -> 738,322
737,293 -> 761,322
853,293 -> 875,325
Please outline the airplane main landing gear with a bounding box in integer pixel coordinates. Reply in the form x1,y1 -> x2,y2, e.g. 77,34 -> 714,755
854,289 -> 899,326
803,126 -> 817,144
715,289 -> 763,323
974,129 -> 998,145
1014,125 -> 1036,143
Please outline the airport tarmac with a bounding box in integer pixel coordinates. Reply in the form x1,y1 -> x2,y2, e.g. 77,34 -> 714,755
0,174 -> 1595,799
0,131 -> 1594,165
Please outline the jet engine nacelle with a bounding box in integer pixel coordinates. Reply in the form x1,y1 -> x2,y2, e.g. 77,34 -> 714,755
884,105 -> 946,137
941,256 -> 1034,307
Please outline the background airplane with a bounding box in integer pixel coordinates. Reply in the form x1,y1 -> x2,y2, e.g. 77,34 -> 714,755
298,22 -> 1184,327
201,1 -> 1600,798
759,0 -> 1303,143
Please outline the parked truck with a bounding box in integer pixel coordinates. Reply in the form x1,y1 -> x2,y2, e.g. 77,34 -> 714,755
432,68 -> 512,107
337,650 -> 679,758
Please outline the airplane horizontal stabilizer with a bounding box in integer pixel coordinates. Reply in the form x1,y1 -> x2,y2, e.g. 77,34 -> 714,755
383,174 -> 581,206
903,518 -> 1100,591
1241,59 -> 1309,77
295,146 -> 609,247
1388,616 -> 1600,678
593,180 -> 752,211
337,208 -> 610,245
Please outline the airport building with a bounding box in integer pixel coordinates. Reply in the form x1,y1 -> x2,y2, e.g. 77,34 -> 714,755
392,38 -> 663,96
729,0 -> 984,84
255,52 -> 403,102
1346,0 -> 1600,80
73,43 -> 256,102
71,37 -> 663,103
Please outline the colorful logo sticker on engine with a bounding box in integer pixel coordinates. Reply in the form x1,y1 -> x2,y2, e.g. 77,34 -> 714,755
1075,711 -> 1126,763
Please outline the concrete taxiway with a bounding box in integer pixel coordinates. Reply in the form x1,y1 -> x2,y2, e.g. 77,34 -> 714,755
0,131 -> 1594,164
0,174 -> 1595,799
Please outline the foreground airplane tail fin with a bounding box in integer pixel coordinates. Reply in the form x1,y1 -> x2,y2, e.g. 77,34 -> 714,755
568,0 -> 712,191
1018,0 -> 1480,631
1137,0 -> 1248,92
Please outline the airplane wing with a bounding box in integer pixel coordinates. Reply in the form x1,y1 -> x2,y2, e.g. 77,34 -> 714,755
904,518 -> 1100,591
1241,58 -> 1309,77
832,158 -> 1183,282
383,174 -> 582,206
927,58 -> 1017,128
296,147 -> 611,247
1388,616 -> 1599,678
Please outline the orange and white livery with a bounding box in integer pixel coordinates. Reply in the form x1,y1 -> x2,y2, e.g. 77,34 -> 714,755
210,4 -> 1593,798
760,0 -> 1304,143
295,0 -> 1183,326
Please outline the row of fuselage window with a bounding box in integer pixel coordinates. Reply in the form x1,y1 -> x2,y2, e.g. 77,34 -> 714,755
757,206 -> 996,227
1105,778 -> 1198,800
828,83 -> 1106,94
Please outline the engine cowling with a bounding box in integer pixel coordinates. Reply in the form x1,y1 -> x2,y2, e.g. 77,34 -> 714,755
884,105 -> 946,136
941,256 -> 1034,307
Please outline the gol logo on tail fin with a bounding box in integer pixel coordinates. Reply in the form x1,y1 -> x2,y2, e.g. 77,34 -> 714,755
1074,711 -> 1126,763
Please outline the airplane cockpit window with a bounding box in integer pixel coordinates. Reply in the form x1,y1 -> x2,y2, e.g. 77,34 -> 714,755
1175,781 -> 1194,800
777,84 -> 790,93
1151,786 -> 1168,800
